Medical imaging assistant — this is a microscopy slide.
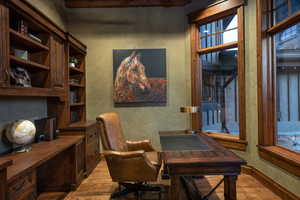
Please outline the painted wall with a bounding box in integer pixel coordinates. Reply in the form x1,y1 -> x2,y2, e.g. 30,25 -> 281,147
66,7 -> 191,148
25,0 -> 67,31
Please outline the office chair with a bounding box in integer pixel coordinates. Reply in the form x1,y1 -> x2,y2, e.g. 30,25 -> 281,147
96,112 -> 162,199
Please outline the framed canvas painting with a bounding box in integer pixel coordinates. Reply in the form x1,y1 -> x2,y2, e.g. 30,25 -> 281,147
113,49 -> 167,107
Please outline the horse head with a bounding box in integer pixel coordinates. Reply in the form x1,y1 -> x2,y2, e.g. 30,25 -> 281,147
114,51 -> 151,102
126,53 -> 151,92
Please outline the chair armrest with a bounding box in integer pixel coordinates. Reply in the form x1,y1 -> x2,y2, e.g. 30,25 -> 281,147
104,150 -> 159,182
104,150 -> 145,159
126,139 -> 155,152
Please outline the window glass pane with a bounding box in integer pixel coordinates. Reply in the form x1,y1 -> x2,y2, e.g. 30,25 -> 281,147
273,0 -> 300,24
275,23 -> 300,152
199,14 -> 237,49
201,48 -> 239,135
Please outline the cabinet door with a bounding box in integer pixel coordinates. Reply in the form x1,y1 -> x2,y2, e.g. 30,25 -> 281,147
75,139 -> 85,185
86,128 -> 100,175
50,36 -> 65,88
0,3 -> 10,87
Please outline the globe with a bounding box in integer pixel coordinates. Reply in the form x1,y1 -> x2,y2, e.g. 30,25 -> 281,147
6,120 -> 36,148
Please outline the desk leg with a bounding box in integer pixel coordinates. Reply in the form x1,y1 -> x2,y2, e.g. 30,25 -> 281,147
224,175 -> 237,200
170,175 -> 182,200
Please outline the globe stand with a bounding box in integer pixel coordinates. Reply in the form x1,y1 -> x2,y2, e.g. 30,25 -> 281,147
13,144 -> 32,153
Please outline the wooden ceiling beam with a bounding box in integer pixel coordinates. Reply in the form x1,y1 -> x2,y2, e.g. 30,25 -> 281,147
65,0 -> 191,8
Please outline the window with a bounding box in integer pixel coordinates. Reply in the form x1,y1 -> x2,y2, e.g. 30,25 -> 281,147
189,0 -> 246,150
257,0 -> 300,176
201,48 -> 239,135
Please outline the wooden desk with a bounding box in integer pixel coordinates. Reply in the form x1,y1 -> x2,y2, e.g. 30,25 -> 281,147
160,133 -> 246,200
0,136 -> 85,200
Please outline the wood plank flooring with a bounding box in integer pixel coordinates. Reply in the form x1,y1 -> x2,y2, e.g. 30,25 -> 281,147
64,160 -> 281,200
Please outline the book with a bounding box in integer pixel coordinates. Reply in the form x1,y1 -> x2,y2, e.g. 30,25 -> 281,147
28,33 -> 42,43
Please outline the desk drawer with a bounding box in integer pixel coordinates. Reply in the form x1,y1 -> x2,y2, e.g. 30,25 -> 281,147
8,170 -> 36,200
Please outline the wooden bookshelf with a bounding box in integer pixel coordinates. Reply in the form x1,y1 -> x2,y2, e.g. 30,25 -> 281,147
69,66 -> 83,74
10,55 -> 49,71
10,29 -> 49,52
70,102 -> 85,107
70,83 -> 85,88
0,86 -> 64,98
0,2 -> 100,199
65,33 -> 87,125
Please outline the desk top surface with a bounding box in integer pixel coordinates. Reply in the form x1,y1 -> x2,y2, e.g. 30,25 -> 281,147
160,133 -> 246,166
0,135 -> 83,182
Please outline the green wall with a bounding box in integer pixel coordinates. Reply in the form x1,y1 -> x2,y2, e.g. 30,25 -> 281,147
25,0 -> 300,197
25,0 -> 67,31
65,7 -> 191,148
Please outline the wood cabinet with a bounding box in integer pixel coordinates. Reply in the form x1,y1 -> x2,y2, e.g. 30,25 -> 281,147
61,122 -> 101,176
0,0 -> 66,97
0,160 -> 12,200
0,1 -> 94,198
0,136 -> 84,200
7,170 -> 36,200
50,36 -> 65,88
74,138 -> 85,187
0,2 -> 10,87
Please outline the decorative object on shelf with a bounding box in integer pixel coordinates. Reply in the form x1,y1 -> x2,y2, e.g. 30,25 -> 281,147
69,90 -> 78,104
69,57 -> 79,68
5,120 -> 36,153
17,18 -> 28,35
113,49 -> 167,107
69,79 -> 80,84
14,49 -> 28,60
71,111 -> 80,123
28,33 -> 42,43
10,66 -> 32,87
34,117 -> 59,142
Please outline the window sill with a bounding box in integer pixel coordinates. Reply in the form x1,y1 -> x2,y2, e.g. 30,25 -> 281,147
204,131 -> 248,151
258,145 -> 300,177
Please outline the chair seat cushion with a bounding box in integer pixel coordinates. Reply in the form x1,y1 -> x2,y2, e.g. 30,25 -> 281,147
145,152 -> 161,168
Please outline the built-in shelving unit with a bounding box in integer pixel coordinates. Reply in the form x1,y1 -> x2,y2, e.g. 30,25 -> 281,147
66,34 -> 87,125
9,29 -> 50,52
10,55 -> 50,71
0,5 -> 65,97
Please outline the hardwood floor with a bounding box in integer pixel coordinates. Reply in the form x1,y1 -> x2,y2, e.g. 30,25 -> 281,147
64,160 -> 281,200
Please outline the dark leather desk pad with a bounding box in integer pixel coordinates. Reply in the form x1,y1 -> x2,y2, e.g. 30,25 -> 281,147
160,134 -> 212,152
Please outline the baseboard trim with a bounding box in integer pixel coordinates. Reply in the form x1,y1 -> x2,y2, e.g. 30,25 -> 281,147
242,165 -> 300,200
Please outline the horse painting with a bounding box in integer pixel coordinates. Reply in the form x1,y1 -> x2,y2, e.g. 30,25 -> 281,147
113,49 -> 167,105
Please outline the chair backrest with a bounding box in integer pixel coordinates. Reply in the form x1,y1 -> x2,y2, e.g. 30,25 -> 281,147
97,112 -> 128,152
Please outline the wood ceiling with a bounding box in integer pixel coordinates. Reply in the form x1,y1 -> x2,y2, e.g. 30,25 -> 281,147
65,0 -> 192,8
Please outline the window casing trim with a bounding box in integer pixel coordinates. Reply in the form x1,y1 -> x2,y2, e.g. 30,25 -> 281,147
190,0 -> 246,151
257,0 -> 300,177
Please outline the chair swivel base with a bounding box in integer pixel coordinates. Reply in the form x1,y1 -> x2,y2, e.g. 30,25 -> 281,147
111,182 -> 161,199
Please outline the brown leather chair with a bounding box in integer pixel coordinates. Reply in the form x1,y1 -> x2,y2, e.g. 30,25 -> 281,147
96,112 -> 162,199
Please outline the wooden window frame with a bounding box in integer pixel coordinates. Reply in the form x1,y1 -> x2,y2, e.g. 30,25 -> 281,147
257,0 -> 300,177
189,0 -> 247,151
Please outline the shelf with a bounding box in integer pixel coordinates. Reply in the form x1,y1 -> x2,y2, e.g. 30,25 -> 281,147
0,86 -> 64,98
10,55 -> 49,71
69,66 -> 83,73
10,29 -> 49,52
69,83 -> 85,88
70,102 -> 85,107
